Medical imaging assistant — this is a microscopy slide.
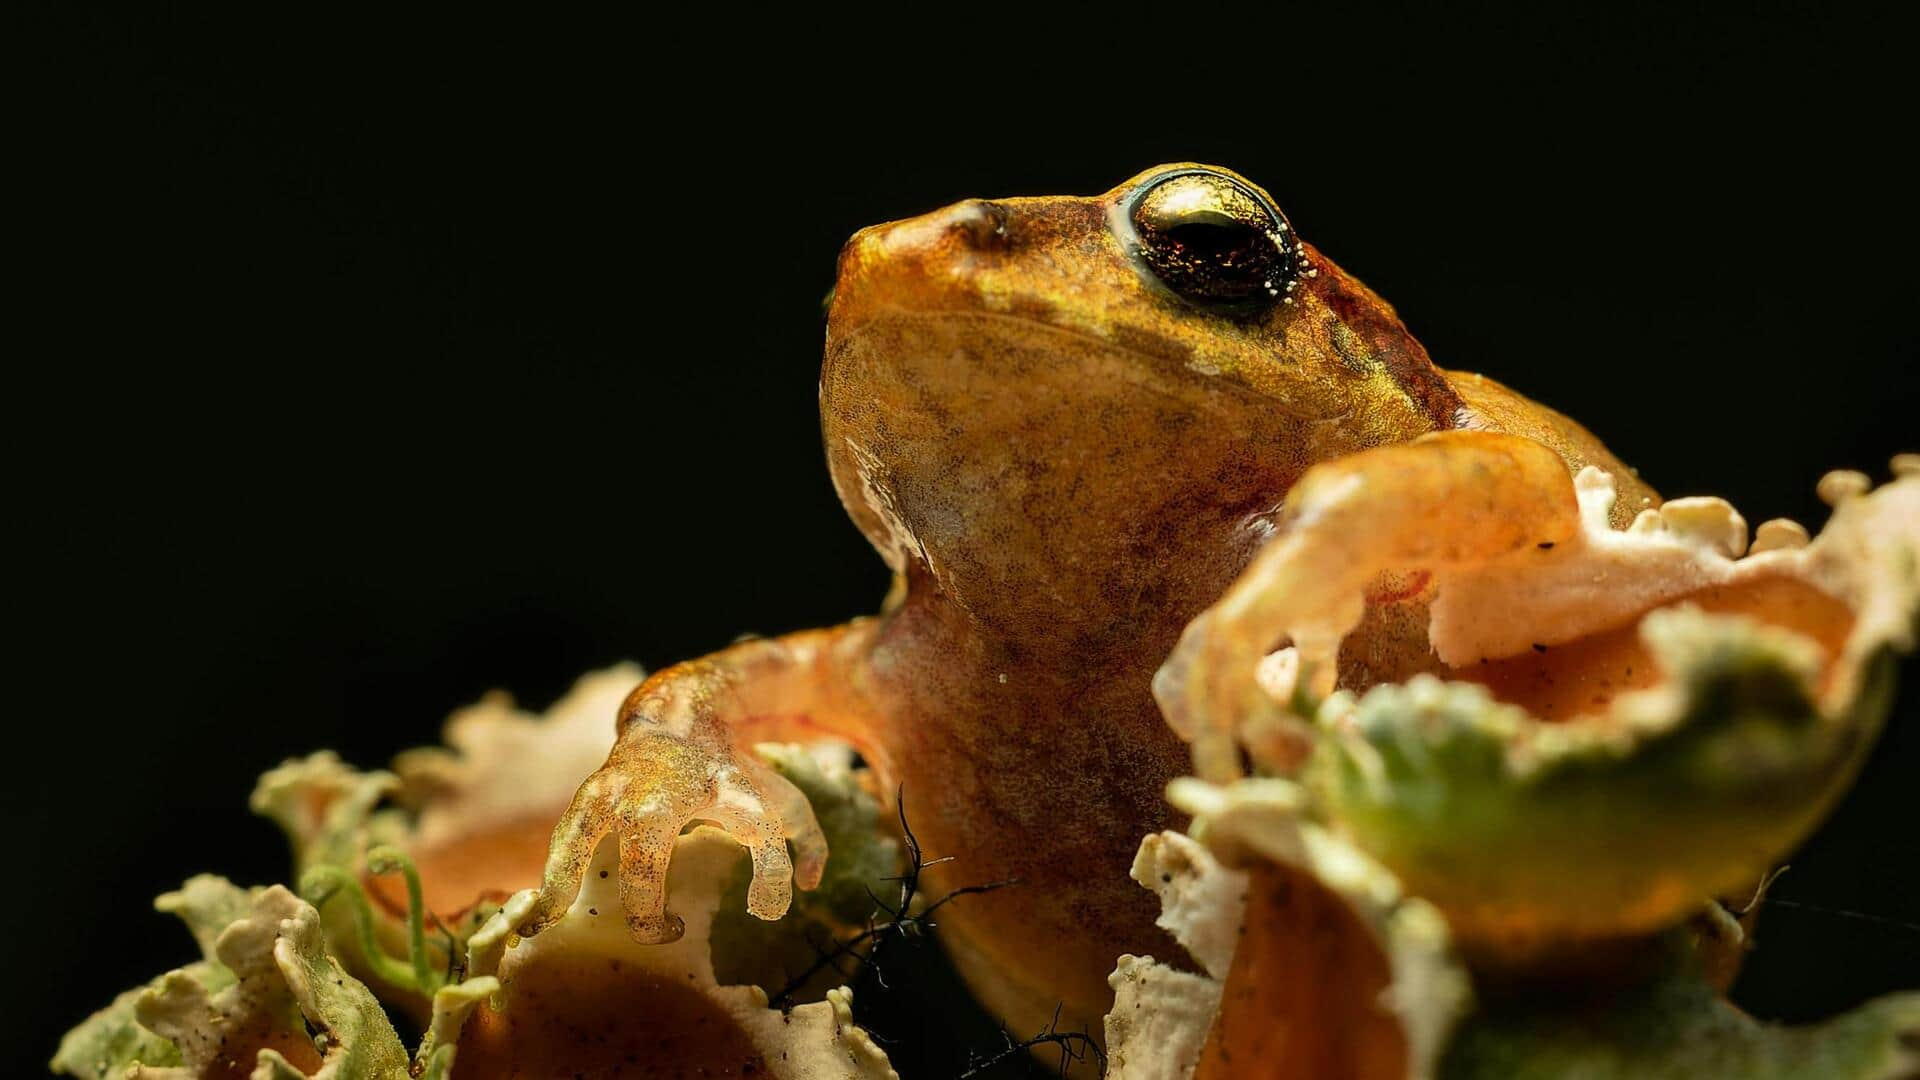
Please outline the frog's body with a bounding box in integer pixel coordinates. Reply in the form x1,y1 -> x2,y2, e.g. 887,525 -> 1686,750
530,166 -> 1655,1039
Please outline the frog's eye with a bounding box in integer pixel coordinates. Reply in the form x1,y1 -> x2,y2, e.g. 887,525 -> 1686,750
1126,170 -> 1298,306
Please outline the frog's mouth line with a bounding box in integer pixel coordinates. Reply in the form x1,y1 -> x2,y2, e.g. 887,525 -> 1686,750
826,306 -> 1338,424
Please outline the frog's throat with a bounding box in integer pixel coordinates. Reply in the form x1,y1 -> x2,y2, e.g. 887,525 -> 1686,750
822,311 -> 1451,675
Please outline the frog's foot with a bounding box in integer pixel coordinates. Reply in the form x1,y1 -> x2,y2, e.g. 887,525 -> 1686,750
1157,431 -> 1584,780
523,727 -> 827,943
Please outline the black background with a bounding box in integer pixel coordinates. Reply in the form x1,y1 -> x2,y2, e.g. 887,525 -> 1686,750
21,7 -> 1917,1075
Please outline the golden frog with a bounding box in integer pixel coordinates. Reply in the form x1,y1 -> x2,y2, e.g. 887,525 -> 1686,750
527,164 -> 1665,1039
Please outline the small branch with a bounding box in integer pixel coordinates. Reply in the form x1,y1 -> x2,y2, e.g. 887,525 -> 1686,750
768,786 -> 1019,1009
960,1004 -> 1107,1078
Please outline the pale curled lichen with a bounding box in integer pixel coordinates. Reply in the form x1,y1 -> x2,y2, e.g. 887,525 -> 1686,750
254,664 -> 641,899
1178,779 -> 1471,1078
1159,442 -> 1918,957
50,876 -> 252,1078
1103,832 -> 1246,1079
58,660 -> 901,1079
1128,829 -> 1248,980
1105,783 -> 1469,1080
1160,437 -> 1918,790
1306,610 -> 1890,954
1134,447 -> 1918,1077
465,825 -> 897,1078
280,665 -> 899,1077
256,666 -> 897,1076
248,666 -> 643,1014
51,985 -> 184,1078
1115,777 -> 1920,1080
53,878 -> 413,1079
1425,462 -> 1918,711
1307,465 -> 1918,955
1105,956 -> 1225,1080
389,662 -> 641,854
251,751 -> 403,877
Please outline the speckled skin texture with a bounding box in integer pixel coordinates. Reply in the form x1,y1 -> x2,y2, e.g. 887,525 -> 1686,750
530,165 -> 1655,1041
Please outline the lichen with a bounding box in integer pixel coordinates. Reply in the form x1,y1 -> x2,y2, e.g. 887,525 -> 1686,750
1441,959 -> 1920,1080
57,664 -> 900,1079
53,879 -> 412,1079
464,826 -> 898,1078
1135,448 -> 1919,1077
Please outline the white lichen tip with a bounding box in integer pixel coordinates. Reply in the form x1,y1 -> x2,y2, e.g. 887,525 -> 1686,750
1129,830 -> 1248,979
132,885 -> 410,1079
393,662 -> 643,849
1817,468 -> 1873,507
1104,954 -> 1225,1080
1656,496 -> 1749,558
1750,517 -> 1811,554
827,987 -> 900,1080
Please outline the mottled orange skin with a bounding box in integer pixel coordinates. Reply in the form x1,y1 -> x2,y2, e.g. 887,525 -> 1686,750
530,165 -> 1655,1040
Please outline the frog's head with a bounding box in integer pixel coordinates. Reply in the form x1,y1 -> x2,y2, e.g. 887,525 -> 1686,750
821,165 -> 1466,660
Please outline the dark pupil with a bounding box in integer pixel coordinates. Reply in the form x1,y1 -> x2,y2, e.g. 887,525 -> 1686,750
1164,222 -> 1266,274
1136,211 -> 1283,304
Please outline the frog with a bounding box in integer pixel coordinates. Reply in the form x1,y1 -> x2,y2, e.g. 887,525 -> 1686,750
524,164 -> 1658,1042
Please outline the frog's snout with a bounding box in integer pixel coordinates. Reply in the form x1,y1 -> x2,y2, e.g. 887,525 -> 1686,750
829,198 -> 1023,333
845,199 -> 1012,263
942,199 -> 1012,252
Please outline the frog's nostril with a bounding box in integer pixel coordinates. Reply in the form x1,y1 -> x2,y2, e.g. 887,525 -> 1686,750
949,200 -> 1011,251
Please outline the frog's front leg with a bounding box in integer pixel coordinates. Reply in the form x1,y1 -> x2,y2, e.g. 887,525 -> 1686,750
524,621 -> 886,942
1157,432 -> 1583,781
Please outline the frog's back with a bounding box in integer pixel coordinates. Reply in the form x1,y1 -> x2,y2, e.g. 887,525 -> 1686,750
1445,368 -> 1659,524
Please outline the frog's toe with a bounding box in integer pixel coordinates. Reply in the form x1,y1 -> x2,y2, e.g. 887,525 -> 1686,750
526,762 -> 631,937
682,760 -> 824,922
529,732 -> 833,944
529,759 -> 711,944
744,755 -> 829,893
742,833 -> 798,921
615,820 -> 685,941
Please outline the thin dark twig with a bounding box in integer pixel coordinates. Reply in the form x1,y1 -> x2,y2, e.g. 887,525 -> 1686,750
1732,865 -> 1790,917
920,878 -> 1022,920
1764,899 -> 1920,935
771,923 -> 891,1006
881,856 -> 955,878
959,1003 -> 1107,1078
437,919 -> 464,985
767,785 -> 1020,1009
